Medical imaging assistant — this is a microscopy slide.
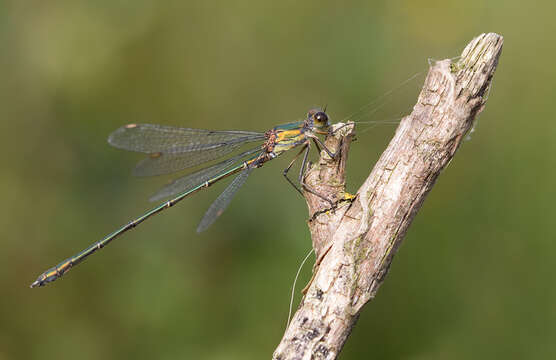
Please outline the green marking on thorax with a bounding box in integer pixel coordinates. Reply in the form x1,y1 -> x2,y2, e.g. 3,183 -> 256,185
274,121 -> 304,131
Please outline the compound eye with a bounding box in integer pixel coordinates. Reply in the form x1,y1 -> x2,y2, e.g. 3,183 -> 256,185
315,112 -> 328,124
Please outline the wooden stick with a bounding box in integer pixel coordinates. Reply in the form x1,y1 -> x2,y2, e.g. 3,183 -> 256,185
273,32 -> 503,360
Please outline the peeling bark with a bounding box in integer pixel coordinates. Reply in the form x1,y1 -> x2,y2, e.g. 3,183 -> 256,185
273,33 -> 503,360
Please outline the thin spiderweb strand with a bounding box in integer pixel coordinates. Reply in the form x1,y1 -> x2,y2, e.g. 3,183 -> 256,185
286,248 -> 314,330
339,71 -> 424,125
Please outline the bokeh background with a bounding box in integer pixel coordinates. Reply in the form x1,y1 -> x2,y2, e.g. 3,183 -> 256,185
2,0 -> 554,359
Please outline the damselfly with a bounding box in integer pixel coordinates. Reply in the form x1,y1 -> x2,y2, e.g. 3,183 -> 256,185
30,108 -> 342,288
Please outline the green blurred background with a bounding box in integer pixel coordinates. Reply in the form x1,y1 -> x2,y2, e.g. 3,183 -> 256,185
2,0 -> 554,359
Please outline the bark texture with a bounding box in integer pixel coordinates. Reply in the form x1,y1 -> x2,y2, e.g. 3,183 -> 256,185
273,33 -> 503,360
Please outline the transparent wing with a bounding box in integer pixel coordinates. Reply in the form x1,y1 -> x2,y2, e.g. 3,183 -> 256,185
149,147 -> 261,202
133,142 -> 245,177
108,124 -> 265,176
196,168 -> 253,233
108,124 -> 264,154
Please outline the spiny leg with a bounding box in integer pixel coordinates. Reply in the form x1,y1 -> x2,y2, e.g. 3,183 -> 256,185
307,133 -> 343,160
298,142 -> 310,183
283,144 -> 308,196
311,138 -> 322,154
299,141 -> 335,207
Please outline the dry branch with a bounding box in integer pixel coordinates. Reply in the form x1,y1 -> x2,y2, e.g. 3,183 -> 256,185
273,33 -> 503,360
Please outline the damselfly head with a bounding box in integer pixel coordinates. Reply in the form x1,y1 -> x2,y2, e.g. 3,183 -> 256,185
306,108 -> 330,130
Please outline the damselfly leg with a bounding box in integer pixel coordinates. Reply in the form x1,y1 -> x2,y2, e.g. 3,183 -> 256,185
283,145 -> 309,196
